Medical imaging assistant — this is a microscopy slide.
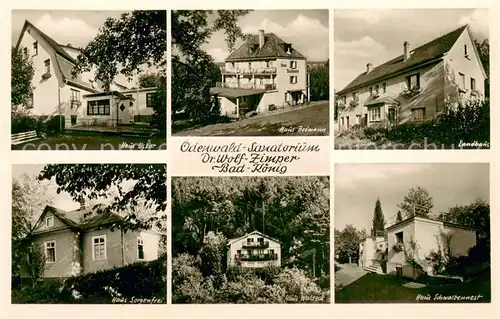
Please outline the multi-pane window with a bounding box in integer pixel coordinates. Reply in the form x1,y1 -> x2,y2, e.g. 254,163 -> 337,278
411,108 -> 425,121
289,76 -> 297,84
405,73 -> 420,90
33,41 -> 38,55
146,93 -> 154,107
137,238 -> 144,260
87,99 -> 110,115
369,107 -> 381,122
45,241 -> 56,263
92,235 -> 106,260
341,96 -> 346,104
70,89 -> 80,101
290,60 -> 297,69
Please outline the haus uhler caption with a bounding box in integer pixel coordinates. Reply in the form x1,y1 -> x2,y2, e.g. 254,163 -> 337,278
180,141 -> 320,174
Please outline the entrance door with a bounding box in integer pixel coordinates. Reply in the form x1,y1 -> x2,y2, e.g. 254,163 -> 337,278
71,115 -> 77,126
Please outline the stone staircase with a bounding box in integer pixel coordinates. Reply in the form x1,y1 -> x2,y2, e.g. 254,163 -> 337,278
364,260 -> 384,274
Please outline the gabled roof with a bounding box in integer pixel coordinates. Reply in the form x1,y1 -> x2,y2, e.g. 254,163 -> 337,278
226,32 -> 306,61
16,20 -> 76,63
31,204 -> 128,234
337,25 -> 469,95
227,230 -> 282,246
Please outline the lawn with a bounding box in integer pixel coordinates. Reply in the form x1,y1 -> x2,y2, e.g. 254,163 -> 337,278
335,272 -> 490,303
173,101 -> 329,136
12,133 -> 167,150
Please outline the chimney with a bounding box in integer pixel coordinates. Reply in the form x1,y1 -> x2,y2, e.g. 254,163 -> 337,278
403,41 -> 410,61
366,63 -> 373,74
79,198 -> 86,210
258,30 -> 265,49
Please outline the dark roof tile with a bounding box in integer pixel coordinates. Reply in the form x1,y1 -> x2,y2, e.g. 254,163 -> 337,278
337,25 -> 468,95
226,33 -> 306,61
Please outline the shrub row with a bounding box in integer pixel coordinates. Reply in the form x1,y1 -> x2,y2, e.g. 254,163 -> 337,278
12,115 -> 65,136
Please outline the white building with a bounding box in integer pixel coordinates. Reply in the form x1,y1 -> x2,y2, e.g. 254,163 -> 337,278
336,25 -> 487,131
211,30 -> 309,118
226,231 -> 281,268
14,20 -> 157,128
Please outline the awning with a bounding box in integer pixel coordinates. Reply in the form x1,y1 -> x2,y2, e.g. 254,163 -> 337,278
364,96 -> 400,107
210,87 -> 265,98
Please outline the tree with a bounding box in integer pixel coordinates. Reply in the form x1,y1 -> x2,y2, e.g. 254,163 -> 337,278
38,164 -> 166,231
371,198 -> 385,236
138,72 -> 160,88
309,61 -> 329,101
334,225 -> 362,264
12,174 -> 54,279
396,210 -> 403,223
11,46 -> 35,112
171,10 -> 251,122
474,39 -> 489,97
136,72 -> 167,131
397,186 -> 433,218
73,11 -> 166,131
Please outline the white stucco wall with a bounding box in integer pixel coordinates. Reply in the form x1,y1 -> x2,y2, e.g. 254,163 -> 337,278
387,219 -> 416,274
445,28 -> 486,100
18,28 -> 62,116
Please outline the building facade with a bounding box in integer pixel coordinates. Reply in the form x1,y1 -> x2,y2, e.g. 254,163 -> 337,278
227,231 -> 281,268
23,205 -> 159,279
211,30 -> 309,118
336,25 -> 487,131
14,20 -> 157,128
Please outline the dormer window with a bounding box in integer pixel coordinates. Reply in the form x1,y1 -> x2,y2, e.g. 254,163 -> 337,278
33,41 -> 38,56
45,216 -> 54,227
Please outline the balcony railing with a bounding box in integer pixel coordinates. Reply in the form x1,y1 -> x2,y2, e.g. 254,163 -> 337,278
216,82 -> 276,91
236,253 -> 278,261
221,67 -> 277,75
70,99 -> 82,109
242,240 -> 269,249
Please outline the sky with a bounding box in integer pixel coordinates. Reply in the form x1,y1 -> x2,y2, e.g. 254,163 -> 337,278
335,163 -> 490,232
203,10 -> 329,62
11,10 -> 126,48
12,164 -> 136,214
334,8 -> 490,90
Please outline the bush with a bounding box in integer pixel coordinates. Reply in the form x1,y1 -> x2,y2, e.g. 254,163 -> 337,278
12,279 -> 69,304
11,115 -> 37,134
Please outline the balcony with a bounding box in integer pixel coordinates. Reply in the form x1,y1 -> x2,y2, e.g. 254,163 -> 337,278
221,67 -> 277,75
242,240 -> 269,249
236,253 -> 278,261
70,98 -> 82,109
216,82 -> 276,91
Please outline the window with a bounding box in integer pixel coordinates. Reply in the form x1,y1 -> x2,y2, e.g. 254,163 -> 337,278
341,96 -> 346,104
352,92 -> 358,101
70,89 -> 80,101
340,117 -> 344,127
405,73 -> 420,90
470,77 -> 476,91
289,76 -> 297,84
45,241 -> 56,263
44,59 -> 50,74
382,83 -> 387,93
411,108 -> 425,121
395,232 -> 404,245
45,216 -> 54,227
92,235 -> 106,260
33,41 -> 38,55
247,238 -> 254,244
290,60 -> 297,69
146,93 -> 154,108
375,85 -> 379,94
137,238 -> 144,260
237,250 -> 241,255
464,44 -> 468,57
23,47 -> 28,56
87,99 -> 110,115
356,114 -> 361,124
266,61 -> 270,67
231,62 -> 235,68
248,62 -> 252,70
258,237 -> 264,244
369,87 -> 372,95
369,107 -> 381,122
346,116 -> 350,127
459,73 -> 466,90
268,249 -> 275,255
